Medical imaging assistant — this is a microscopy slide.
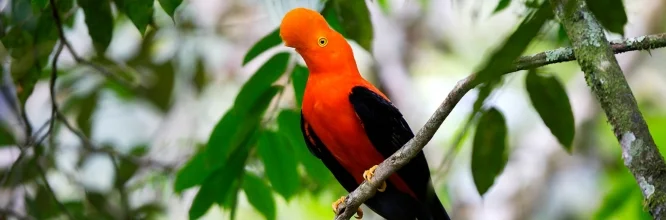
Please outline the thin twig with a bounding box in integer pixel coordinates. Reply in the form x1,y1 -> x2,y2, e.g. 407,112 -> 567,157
42,42 -> 75,219
48,0 -> 139,91
46,0 -> 174,173
334,32 -> 666,219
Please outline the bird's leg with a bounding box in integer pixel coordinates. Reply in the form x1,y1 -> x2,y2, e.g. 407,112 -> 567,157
332,196 -> 363,219
363,165 -> 387,192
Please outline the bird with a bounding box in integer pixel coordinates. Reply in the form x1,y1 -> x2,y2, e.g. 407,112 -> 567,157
279,7 -> 451,220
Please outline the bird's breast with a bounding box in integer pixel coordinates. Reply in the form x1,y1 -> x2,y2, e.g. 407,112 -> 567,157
302,78 -> 386,184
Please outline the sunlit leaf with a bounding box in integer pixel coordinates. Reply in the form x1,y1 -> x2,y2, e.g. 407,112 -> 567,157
594,176 -> 635,220
586,0 -> 627,35
376,0 -> 390,14
493,0 -> 511,14
525,70 -> 575,151
257,131 -> 299,201
76,91 -> 99,137
158,0 -> 182,20
242,173 -> 276,220
290,65 -> 308,107
324,0 -> 374,51
277,110 -> 332,187
78,0 -> 114,55
473,1 -> 552,84
189,138 -> 253,220
242,28 -> 282,65
471,108 -> 508,195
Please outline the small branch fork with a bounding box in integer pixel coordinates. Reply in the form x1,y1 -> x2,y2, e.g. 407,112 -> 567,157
334,33 -> 666,219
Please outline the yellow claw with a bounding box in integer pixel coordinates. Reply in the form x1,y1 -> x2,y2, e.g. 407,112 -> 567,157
363,165 -> 387,192
332,196 -> 363,219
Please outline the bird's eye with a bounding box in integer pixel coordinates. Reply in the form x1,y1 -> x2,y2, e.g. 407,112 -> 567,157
317,37 -> 328,47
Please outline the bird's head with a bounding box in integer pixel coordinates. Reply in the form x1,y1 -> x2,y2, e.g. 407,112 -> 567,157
279,7 -> 357,74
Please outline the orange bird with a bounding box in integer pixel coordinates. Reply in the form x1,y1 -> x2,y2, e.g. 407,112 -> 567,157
280,8 -> 450,220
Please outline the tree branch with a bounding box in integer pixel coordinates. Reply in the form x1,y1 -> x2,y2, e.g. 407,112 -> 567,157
333,31 -> 666,220
549,0 -> 666,218
48,0 -> 140,91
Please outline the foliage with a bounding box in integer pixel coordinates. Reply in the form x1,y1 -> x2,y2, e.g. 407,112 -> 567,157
0,0 -> 656,219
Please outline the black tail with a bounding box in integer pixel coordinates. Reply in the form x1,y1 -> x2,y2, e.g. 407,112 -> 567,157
418,183 -> 451,220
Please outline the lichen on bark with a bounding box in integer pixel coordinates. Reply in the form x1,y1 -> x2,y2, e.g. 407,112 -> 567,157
550,0 -> 666,218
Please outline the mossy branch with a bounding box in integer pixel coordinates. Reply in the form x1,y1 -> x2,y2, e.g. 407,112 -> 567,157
549,0 -> 666,218
334,14 -> 666,220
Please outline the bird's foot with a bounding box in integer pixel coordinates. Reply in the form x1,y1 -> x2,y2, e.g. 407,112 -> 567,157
363,165 -> 387,192
332,196 -> 363,219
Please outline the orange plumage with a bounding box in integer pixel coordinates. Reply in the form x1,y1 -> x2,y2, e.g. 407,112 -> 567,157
280,7 -> 449,220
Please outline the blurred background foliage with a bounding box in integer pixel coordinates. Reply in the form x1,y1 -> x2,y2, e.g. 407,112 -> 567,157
0,0 -> 665,219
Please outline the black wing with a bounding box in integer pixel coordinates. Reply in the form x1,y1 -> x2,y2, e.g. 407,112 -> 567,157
349,86 -> 450,220
300,112 -> 423,219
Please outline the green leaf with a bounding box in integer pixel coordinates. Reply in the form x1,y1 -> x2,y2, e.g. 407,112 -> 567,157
122,0 -> 154,35
204,86 -> 281,176
11,0 -> 36,26
158,0 -> 182,19
189,138 -> 253,220
277,110 -> 332,188
234,52 -> 289,114
115,157 -> 139,188
86,191 -> 115,219
173,147 -> 208,193
193,58 -> 206,95
471,108 -> 508,195
473,1 -> 552,84
321,5 -> 346,35
132,203 -> 164,219
257,131 -> 299,201
493,0 -> 511,14
290,65 -> 308,107
30,184 -> 60,219
76,91 -> 99,137
325,0 -> 374,51
0,124 -> 16,146
78,0 -> 114,55
31,0 -> 48,9
175,86 -> 281,192
586,0 -> 627,35
242,28 -> 282,65
56,0 -> 76,27
376,0 -> 390,14
1,156 -> 40,187
594,177 -> 635,220
242,173 -> 276,220
525,70 -> 575,151
34,11 -> 59,68
145,61 -> 175,112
